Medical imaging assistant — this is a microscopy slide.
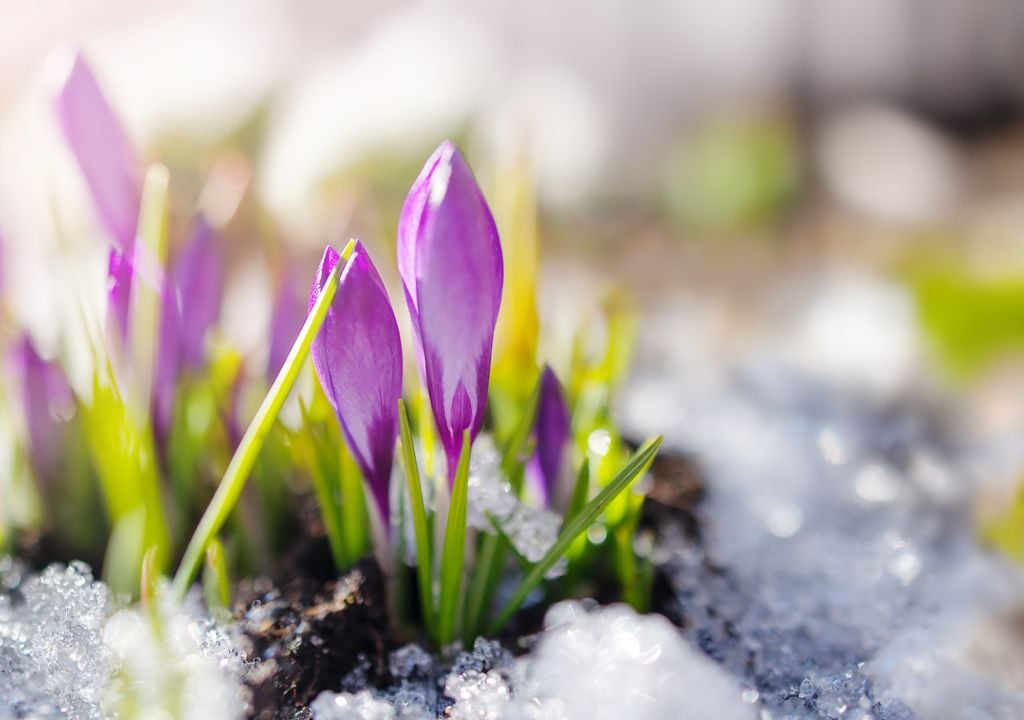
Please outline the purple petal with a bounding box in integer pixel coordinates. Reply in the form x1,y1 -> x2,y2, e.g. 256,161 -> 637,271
398,141 -> 503,478
152,275 -> 181,442
53,52 -> 140,249
106,247 -> 133,343
11,337 -> 73,481
175,217 -> 222,370
310,242 -> 403,522
267,265 -> 305,381
529,366 -> 571,506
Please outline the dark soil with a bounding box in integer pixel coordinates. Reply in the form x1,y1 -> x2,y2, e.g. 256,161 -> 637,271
236,558 -> 390,719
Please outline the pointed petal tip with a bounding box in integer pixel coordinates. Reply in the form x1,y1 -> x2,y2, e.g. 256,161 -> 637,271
309,245 -> 341,311
51,48 -> 140,249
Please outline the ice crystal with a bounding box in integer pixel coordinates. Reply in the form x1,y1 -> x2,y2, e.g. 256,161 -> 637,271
0,562 -> 112,720
467,437 -> 565,575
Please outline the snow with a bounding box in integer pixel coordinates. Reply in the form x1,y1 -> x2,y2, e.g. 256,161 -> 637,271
311,604 -> 754,720
0,561 -> 112,720
0,559 -> 249,720
621,278 -> 1024,719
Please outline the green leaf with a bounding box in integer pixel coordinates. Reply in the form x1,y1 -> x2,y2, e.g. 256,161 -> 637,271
297,398 -> 350,569
488,436 -> 662,634
203,538 -> 231,616
398,399 -> 436,640
437,429 -> 472,646
126,164 -> 170,425
462,531 -> 503,645
499,373 -> 542,485
170,246 -> 347,600
338,439 -> 369,562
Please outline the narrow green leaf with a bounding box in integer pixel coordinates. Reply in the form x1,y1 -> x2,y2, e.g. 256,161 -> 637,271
339,440 -> 368,562
565,458 -> 591,526
488,436 -> 662,634
127,164 -> 170,426
170,255 -> 344,600
203,538 -> 231,614
462,531 -> 503,645
437,429 -> 472,646
399,399 -> 435,639
298,399 -> 350,569
500,373 -> 542,485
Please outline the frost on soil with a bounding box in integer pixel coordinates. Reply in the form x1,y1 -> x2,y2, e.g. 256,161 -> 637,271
310,602 -> 753,720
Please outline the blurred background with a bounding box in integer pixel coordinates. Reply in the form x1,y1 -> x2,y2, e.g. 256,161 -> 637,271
6,0 -> 1024,504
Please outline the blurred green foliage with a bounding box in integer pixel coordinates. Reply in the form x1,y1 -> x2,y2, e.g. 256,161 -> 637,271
662,115 -> 799,233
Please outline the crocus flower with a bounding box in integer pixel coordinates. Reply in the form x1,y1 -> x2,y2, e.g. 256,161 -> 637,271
267,265 -> 305,381
53,52 -> 140,250
106,248 -> 134,342
528,366 -> 571,506
173,217 -> 223,370
54,52 -> 141,344
153,216 -> 223,438
398,141 -> 503,478
10,337 -> 73,484
310,242 -> 403,522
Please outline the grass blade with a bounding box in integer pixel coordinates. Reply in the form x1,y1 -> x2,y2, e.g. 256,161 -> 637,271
564,458 -> 591,526
437,429 -> 472,646
398,399 -> 435,639
203,538 -> 231,615
126,164 -> 169,426
170,257 -> 343,599
296,399 -> 350,569
488,435 -> 662,634
500,374 -> 542,485
462,531 -> 502,645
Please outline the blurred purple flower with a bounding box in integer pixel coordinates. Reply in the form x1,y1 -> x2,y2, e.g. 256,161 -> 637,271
309,243 -> 403,522
153,217 -> 223,438
174,217 -> 223,370
398,141 -> 503,479
54,52 -> 142,347
267,265 -> 305,380
528,366 -> 571,506
53,51 -> 140,250
153,276 -> 180,442
11,337 -> 73,482
106,248 -> 133,343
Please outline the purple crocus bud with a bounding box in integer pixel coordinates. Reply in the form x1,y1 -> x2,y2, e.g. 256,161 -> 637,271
267,266 -> 304,381
152,217 -> 222,439
53,51 -> 140,250
11,337 -> 73,483
152,276 -> 180,442
174,217 -> 223,370
106,247 -> 134,343
397,141 -> 503,478
528,366 -> 571,506
309,242 -> 403,522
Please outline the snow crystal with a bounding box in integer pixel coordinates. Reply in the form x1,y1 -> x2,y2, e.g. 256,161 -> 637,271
466,437 -> 565,574
0,561 -> 112,719
0,560 -> 251,720
514,601 -> 755,720
104,586 -> 252,720
310,690 -> 406,720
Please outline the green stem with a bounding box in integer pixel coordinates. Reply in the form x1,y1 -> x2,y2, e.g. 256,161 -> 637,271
463,532 -> 502,644
170,257 -> 343,600
437,429 -> 472,646
398,399 -> 436,640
